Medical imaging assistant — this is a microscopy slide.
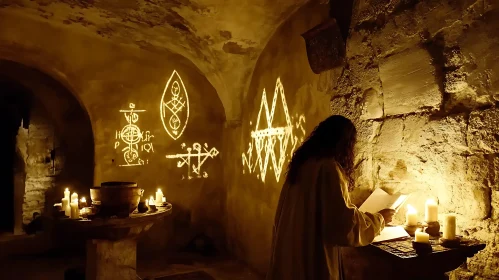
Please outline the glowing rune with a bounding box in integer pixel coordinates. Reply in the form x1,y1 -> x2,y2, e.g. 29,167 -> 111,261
160,70 -> 190,140
114,103 -> 155,166
242,77 -> 306,182
165,143 -> 219,180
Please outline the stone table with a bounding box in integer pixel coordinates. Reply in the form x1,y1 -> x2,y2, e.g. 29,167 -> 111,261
56,204 -> 172,280
363,237 -> 486,280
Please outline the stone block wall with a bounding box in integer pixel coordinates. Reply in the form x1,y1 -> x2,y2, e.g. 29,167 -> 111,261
336,1 -> 499,278
16,103 -> 61,224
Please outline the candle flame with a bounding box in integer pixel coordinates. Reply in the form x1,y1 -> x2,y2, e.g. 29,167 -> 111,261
149,198 -> 156,206
407,204 -> 417,213
65,188 -> 69,192
80,197 -> 86,203
426,198 -> 437,205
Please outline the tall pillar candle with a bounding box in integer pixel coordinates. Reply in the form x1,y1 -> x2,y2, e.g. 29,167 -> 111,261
71,193 -> 79,207
425,199 -> 438,222
70,199 -> 79,219
156,189 -> 163,205
64,188 -> 70,201
443,214 -> 456,240
62,198 -> 69,216
405,204 -> 418,226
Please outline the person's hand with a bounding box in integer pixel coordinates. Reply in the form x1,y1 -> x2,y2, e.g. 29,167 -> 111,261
378,209 -> 396,224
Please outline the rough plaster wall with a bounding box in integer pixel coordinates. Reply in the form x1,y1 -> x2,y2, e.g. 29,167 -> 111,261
332,0 -> 499,279
0,11 -> 226,250
224,2 -> 333,274
0,0 -> 309,121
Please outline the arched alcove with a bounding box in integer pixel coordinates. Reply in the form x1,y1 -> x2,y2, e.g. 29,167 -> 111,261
0,60 -> 94,235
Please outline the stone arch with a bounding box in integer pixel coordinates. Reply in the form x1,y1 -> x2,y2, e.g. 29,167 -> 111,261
0,59 -> 94,231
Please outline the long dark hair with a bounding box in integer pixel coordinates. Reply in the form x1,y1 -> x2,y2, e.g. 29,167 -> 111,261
285,115 -> 357,185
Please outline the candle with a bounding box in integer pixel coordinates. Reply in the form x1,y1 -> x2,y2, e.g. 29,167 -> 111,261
155,189 -> 163,205
80,197 -> 87,208
415,231 -> 430,243
61,198 -> 69,216
405,204 -> 418,226
64,188 -> 70,201
71,193 -> 79,206
425,199 -> 438,222
70,199 -> 79,219
443,214 -> 456,240
149,196 -> 156,206
162,197 -> 166,204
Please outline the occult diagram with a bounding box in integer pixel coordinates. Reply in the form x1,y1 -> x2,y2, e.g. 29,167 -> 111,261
165,143 -> 219,179
242,78 -> 306,183
160,70 -> 190,140
114,103 -> 154,166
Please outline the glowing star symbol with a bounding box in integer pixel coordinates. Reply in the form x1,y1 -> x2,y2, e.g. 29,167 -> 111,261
242,77 -> 306,182
160,70 -> 190,140
165,143 -> 219,180
114,103 -> 155,167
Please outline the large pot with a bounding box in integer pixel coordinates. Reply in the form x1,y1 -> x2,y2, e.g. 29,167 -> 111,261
90,181 -> 143,218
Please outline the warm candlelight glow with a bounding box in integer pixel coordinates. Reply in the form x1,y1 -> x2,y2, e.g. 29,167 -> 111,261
405,204 -> 418,226
81,197 -> 86,203
162,197 -> 166,203
149,196 -> 156,206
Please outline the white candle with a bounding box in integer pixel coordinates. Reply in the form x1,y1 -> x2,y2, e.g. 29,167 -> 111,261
61,198 -> 69,216
149,196 -> 156,206
64,188 -> 70,201
405,204 -> 418,226
415,231 -> 430,243
71,193 -> 79,206
156,189 -> 163,205
80,197 -> 87,208
425,199 -> 438,222
70,199 -> 79,219
162,197 -> 166,203
443,214 -> 456,240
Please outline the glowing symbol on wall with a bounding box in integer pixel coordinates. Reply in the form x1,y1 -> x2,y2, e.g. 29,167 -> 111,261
114,103 -> 155,166
160,70 -> 189,140
165,143 -> 219,179
242,77 -> 306,182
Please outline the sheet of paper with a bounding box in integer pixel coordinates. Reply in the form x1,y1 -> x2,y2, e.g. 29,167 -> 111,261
373,226 -> 410,243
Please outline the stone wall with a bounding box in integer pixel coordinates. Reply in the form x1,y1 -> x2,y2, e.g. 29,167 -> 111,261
336,0 -> 499,279
224,2 -> 332,274
17,102 -> 61,224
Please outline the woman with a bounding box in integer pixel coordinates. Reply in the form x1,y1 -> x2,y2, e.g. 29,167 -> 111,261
267,115 -> 394,280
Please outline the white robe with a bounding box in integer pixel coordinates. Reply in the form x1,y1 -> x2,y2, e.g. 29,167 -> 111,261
267,158 -> 385,280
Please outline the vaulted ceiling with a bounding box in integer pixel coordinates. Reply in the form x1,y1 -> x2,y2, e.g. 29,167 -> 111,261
0,0 -> 312,120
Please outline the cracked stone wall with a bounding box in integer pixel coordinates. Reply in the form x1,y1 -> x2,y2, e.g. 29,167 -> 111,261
335,0 -> 499,279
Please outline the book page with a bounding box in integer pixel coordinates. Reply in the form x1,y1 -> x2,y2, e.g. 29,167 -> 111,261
358,188 -> 409,213
373,226 -> 410,243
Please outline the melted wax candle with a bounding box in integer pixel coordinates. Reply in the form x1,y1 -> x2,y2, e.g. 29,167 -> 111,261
425,199 -> 438,222
405,204 -> 418,226
64,188 -> 70,201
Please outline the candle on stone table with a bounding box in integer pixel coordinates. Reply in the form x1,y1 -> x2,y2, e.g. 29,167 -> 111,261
61,198 -> 69,216
149,196 -> 156,206
405,204 -> 418,226
70,199 -> 79,219
71,193 -> 79,207
425,199 -> 438,222
64,188 -> 70,201
80,197 -> 87,208
415,231 -> 430,243
155,189 -> 163,205
443,214 -> 457,240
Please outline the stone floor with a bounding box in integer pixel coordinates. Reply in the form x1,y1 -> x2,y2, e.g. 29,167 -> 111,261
0,252 -> 263,280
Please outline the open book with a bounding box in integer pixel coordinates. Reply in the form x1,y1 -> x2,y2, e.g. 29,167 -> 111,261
359,188 -> 410,242
359,188 -> 409,213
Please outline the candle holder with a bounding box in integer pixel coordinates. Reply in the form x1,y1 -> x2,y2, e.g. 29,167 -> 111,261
424,221 -> 440,237
440,237 -> 461,248
403,223 -> 422,236
412,241 -> 432,255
